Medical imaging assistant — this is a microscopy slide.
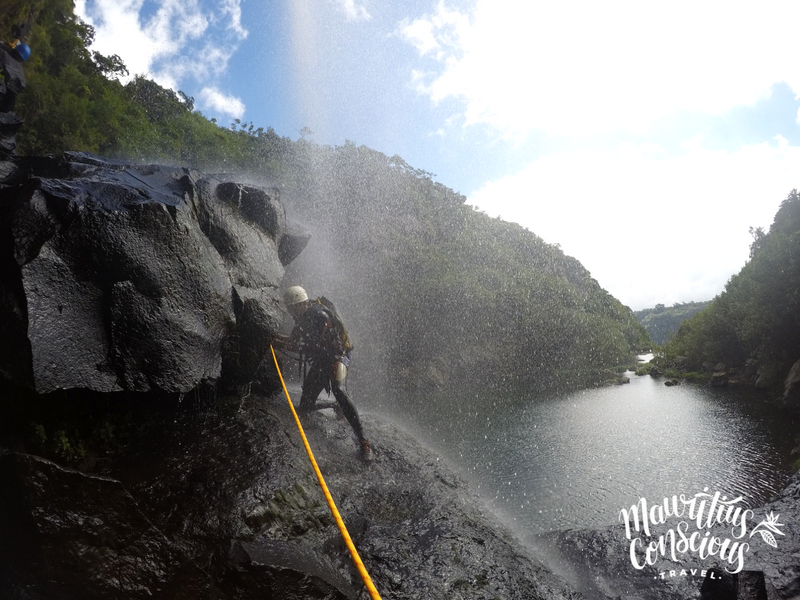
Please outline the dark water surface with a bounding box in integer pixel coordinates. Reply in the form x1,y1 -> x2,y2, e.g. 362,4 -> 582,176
375,366 -> 798,538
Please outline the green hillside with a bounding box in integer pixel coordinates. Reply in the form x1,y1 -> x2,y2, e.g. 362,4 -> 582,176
634,301 -> 712,345
658,190 -> 800,388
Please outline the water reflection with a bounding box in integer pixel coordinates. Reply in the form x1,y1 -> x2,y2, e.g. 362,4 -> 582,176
381,370 -> 796,536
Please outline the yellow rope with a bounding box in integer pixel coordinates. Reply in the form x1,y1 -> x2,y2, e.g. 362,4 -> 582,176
270,346 -> 382,600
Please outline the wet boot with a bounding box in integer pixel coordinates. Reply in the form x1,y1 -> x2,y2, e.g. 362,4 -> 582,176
360,439 -> 374,462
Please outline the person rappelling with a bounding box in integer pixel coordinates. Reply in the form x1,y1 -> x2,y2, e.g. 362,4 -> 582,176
1,15 -> 33,62
274,285 -> 374,462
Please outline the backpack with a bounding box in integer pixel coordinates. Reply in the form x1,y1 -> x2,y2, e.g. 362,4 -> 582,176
315,296 -> 354,352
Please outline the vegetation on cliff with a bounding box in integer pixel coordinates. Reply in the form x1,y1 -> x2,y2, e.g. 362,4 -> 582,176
657,190 -> 800,388
5,1 -> 649,396
634,301 -> 712,345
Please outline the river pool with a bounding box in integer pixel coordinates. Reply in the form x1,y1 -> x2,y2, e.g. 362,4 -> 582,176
375,364 -> 798,538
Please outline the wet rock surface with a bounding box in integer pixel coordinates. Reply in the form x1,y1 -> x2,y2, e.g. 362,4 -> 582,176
0,151 -> 307,394
0,449 -> 224,600
783,358 -> 800,410
0,392 -> 583,599
0,48 -> 25,184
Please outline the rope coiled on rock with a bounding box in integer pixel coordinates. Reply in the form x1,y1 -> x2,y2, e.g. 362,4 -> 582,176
270,346 -> 382,600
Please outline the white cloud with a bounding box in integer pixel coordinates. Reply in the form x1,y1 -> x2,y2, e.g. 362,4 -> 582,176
151,0 -> 210,51
401,1 -> 800,139
78,0 -> 156,78
330,0 -> 371,22
401,18 -> 439,56
198,87 -> 245,119
77,0 -> 248,114
469,140 -> 800,309
219,0 -> 248,38
399,3 -> 467,60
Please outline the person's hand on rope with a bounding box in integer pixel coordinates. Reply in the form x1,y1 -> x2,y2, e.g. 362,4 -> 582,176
272,333 -> 290,350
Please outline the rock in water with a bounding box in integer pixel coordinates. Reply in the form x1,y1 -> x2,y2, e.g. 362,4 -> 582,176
0,151 -> 303,394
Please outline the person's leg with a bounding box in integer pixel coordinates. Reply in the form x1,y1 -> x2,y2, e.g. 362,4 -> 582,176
298,364 -> 326,413
332,382 -> 365,442
330,361 -> 372,461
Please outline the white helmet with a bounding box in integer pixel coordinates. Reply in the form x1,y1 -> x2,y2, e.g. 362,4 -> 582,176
284,285 -> 308,306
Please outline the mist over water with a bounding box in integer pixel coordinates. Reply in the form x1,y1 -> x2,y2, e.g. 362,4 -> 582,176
371,367 -> 796,541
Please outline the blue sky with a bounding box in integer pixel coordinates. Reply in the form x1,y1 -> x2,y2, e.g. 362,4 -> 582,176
76,0 -> 800,310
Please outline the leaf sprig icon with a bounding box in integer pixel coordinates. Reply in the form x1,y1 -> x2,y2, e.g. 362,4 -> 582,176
749,512 -> 785,548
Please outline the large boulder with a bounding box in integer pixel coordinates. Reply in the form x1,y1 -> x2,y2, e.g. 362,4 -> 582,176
0,151 -> 301,394
0,47 -> 25,185
0,48 -> 26,107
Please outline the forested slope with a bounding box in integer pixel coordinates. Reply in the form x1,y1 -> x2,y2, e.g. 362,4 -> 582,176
659,191 -> 800,388
4,0 -> 649,398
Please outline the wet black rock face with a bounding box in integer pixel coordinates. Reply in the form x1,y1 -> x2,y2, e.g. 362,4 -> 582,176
0,151 -> 305,394
0,49 -> 25,187
783,359 -> 800,410
0,393 -> 583,599
0,450 -> 225,599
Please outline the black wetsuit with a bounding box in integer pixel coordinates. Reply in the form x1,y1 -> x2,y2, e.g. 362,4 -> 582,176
289,303 -> 366,443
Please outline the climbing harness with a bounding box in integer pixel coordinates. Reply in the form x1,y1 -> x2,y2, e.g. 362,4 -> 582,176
276,345 -> 351,394
270,346 -> 382,600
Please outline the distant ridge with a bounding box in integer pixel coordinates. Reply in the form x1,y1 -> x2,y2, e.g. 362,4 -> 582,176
634,301 -> 712,345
